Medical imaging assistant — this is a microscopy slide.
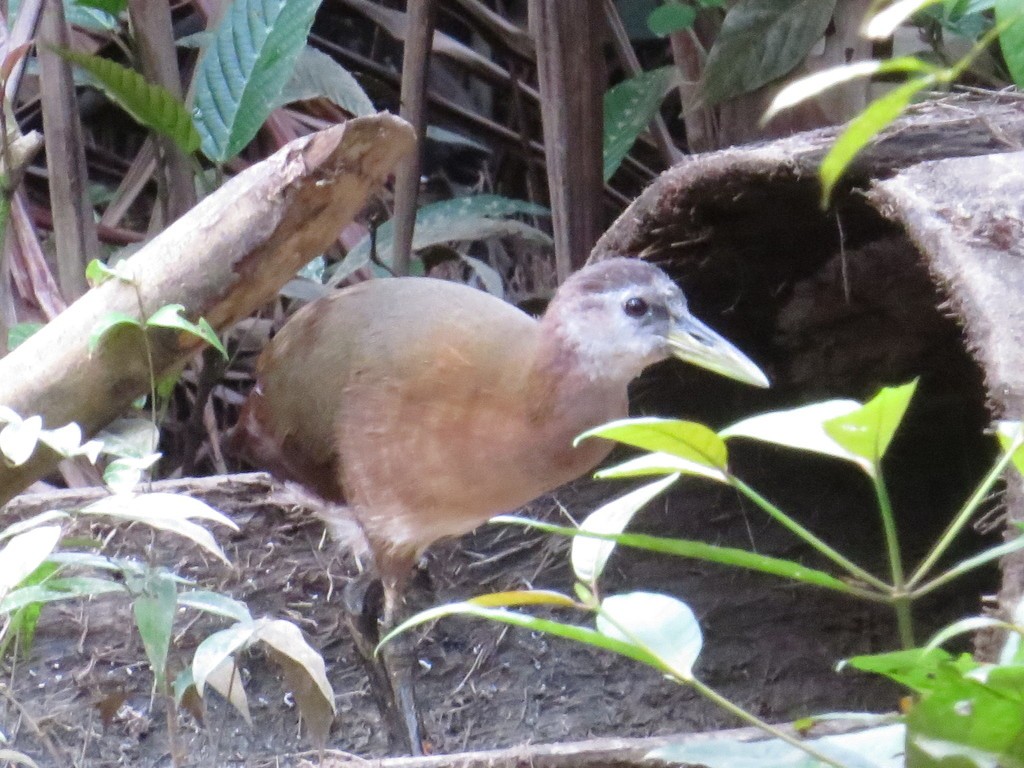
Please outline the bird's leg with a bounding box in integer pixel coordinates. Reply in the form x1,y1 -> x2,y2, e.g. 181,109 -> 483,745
341,573 -> 420,754
378,578 -> 426,755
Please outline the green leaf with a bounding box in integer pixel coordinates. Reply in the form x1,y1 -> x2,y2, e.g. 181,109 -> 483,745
334,195 -> 551,282
56,49 -> 200,153
272,45 -> 375,115
0,511 -> 69,543
997,421 -> 1024,476
3,561 -> 59,655
701,0 -> 838,105
0,525 -> 62,602
193,0 -> 321,161
193,621 -> 258,695
864,0 -> 942,38
823,380 -> 917,474
997,0 -> 1024,86
89,311 -> 142,352
468,590 -> 579,609
74,0 -> 127,16
379,602 -> 667,672
572,474 -> 679,583
178,590 -> 253,622
648,723 -> 906,768
146,304 -> 228,358
595,450 -> 727,482
0,576 -> 127,613
597,592 -> 702,679
578,417 -> 728,469
8,322 -> 42,350
133,570 -> 178,687
647,2 -> 697,36
103,454 -> 161,494
721,400 -> 866,470
85,257 -> 133,286
95,417 -> 160,459
820,78 -> 932,205
492,516 -> 856,594
603,66 -> 677,181
842,647 -> 977,693
0,414 -> 42,466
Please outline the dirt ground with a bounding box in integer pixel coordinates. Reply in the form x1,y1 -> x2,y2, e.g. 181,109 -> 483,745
1,446 -> 988,767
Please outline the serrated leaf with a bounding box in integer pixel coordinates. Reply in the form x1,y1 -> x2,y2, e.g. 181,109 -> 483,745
820,78 -> 931,204
647,2 -> 697,35
56,48 -> 200,153
578,417 -> 728,470
0,415 -> 42,466
603,66 -> 677,181
823,380 -> 917,473
0,526 -> 62,602
702,0 -> 838,105
8,322 -> 42,350
721,400 -> 867,471
133,570 -> 177,687
997,0 -> 1024,87
89,311 -> 142,352
273,45 -> 374,115
572,474 -> 679,583
146,304 -> 228,358
335,196 -> 551,282
597,592 -> 702,679
193,0 -> 321,161
178,590 -> 253,622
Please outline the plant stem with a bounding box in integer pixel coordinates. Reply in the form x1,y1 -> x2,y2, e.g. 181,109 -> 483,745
731,477 -> 890,592
873,475 -> 914,648
688,678 -> 849,768
907,445 -> 1016,589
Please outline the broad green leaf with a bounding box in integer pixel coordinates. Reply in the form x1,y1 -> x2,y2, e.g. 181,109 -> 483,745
0,576 -> 127,613
577,417 -> 728,470
820,78 -> 932,205
0,525 -> 62,601
74,0 -> 127,16
89,311 -> 142,352
823,380 -> 917,472
81,492 -> 238,563
764,57 -> 937,123
648,723 -> 905,768
647,2 -> 697,36
997,0 -> 1024,86
0,415 -> 42,466
701,0 -> 838,105
492,516 -> 854,593
272,45 -> 374,115
56,49 -> 200,153
133,570 -> 177,687
146,304 -> 227,358
253,618 -> 335,742
8,322 -> 41,350
468,590 -> 579,609
865,0 -> 942,38
597,592 -> 702,679
193,0 -> 321,161
379,602 -> 665,671
572,474 -> 679,583
603,66 -> 677,181
193,621 -> 258,695
841,647 -> 977,693
595,450 -> 728,483
721,400 -> 865,470
334,195 -> 551,284
178,590 -> 253,622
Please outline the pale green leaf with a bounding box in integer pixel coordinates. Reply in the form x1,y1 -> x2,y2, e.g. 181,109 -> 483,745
702,0 -> 838,105
205,657 -> 251,724
272,45 -> 374,115
572,474 -> 679,583
865,0 -> 942,38
468,590 -> 579,609
178,590 -> 253,622
89,311 -> 142,352
0,576 -> 127,613
0,525 -> 62,601
595,451 -> 728,483
193,621 -> 257,696
133,570 -> 178,687
193,0 -> 322,161
0,511 -> 69,542
577,417 -> 728,470
146,304 -> 227,358
95,417 -> 160,459
997,420 -> 1024,476
823,380 -> 917,472
103,454 -> 161,494
997,0 -> 1024,87
0,415 -> 42,466
597,592 -> 702,679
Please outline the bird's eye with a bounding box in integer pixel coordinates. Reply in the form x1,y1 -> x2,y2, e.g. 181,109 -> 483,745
623,297 -> 649,318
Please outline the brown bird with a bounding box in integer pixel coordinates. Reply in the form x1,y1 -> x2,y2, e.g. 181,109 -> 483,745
234,257 -> 767,753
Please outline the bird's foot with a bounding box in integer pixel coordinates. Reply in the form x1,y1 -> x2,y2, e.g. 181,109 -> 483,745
342,574 -> 425,755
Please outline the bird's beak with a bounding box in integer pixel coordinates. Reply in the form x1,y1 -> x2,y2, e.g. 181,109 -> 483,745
667,314 -> 770,388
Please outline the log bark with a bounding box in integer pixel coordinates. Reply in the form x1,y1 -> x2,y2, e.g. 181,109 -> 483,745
0,113 -> 415,508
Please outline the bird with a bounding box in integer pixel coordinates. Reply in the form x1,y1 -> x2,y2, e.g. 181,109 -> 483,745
233,256 -> 768,754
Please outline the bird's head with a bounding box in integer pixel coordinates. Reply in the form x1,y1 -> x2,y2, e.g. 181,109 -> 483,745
544,257 -> 769,388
